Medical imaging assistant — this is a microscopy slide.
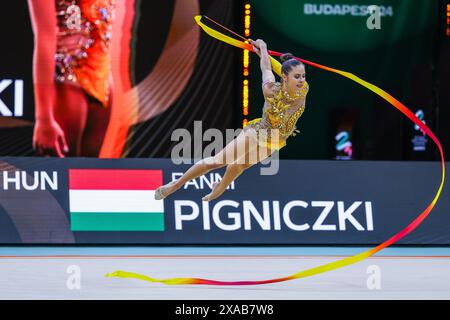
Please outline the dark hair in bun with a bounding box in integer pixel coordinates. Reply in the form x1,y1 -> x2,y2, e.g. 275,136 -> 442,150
280,52 -> 304,75
280,53 -> 295,63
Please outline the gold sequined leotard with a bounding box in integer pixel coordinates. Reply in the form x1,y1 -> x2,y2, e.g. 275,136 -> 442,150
246,81 -> 309,150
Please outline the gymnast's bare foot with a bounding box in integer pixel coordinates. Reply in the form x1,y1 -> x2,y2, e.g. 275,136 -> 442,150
154,180 -> 179,200
202,181 -> 224,202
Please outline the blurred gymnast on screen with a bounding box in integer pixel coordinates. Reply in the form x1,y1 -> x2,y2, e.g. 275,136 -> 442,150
28,0 -> 115,157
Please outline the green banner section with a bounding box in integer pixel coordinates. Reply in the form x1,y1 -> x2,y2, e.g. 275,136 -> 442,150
252,0 -> 435,52
248,0 -> 438,160
70,212 -> 165,231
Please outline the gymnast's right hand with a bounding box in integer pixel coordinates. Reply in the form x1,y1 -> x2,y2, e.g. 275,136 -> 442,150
250,39 -> 267,49
33,119 -> 69,157
249,39 -> 267,57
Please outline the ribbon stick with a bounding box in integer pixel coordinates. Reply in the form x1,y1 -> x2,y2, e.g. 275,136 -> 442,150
106,16 -> 445,286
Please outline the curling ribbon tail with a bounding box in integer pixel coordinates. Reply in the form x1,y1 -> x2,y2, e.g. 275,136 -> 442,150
106,16 -> 445,286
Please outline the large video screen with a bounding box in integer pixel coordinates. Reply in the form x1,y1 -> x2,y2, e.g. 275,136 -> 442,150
0,0 -> 240,158
1,1 -> 448,161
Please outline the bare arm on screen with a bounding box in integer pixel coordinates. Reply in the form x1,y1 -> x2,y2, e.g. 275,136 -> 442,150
28,0 -> 68,157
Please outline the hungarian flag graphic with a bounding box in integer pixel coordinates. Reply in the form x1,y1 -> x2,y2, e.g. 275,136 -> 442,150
69,169 -> 164,231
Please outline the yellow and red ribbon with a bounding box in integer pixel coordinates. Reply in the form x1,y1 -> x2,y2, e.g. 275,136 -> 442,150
106,16 -> 446,286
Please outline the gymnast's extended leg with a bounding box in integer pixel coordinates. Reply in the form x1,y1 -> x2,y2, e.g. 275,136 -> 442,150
201,131 -> 275,201
154,129 -> 251,200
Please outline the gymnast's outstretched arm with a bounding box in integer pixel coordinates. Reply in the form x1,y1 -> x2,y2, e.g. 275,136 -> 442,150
250,39 -> 275,88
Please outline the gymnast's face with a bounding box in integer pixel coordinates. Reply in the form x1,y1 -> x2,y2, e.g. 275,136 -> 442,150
283,64 -> 306,93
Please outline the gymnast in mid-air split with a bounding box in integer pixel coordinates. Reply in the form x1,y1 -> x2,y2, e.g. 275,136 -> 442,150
154,38 -> 309,202
108,17 -> 445,286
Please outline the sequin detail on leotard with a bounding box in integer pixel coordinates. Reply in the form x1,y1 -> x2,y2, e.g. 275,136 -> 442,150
246,81 -> 309,150
54,0 -> 115,107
